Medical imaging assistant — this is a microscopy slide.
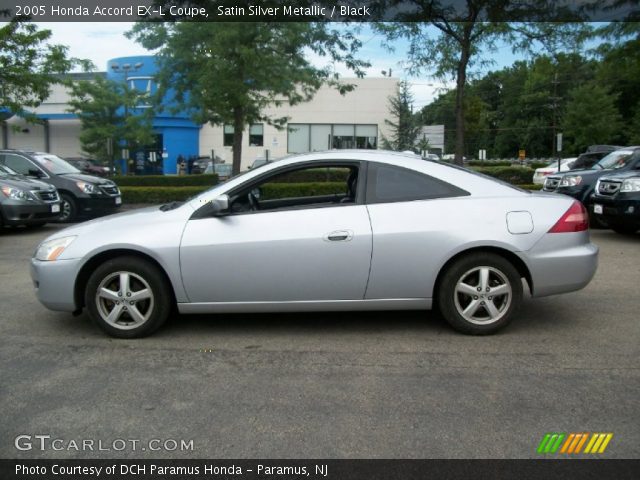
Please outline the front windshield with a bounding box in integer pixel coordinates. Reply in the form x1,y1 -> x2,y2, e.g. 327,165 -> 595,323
33,154 -> 81,175
0,164 -> 19,177
595,150 -> 635,170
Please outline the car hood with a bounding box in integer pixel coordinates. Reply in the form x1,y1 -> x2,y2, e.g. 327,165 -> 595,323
548,168 -> 603,180
598,170 -> 640,182
0,175 -> 56,190
58,172 -> 117,185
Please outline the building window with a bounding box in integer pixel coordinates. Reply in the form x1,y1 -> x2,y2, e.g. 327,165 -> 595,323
223,125 -> 234,147
356,125 -> 378,149
287,124 -> 378,153
249,124 -> 264,146
287,124 -> 310,153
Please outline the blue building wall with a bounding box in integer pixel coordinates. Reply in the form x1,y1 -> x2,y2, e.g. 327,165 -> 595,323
107,55 -> 200,174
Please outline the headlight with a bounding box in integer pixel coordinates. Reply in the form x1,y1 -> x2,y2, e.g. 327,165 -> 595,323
76,181 -> 97,194
621,178 -> 640,192
560,175 -> 582,187
1,186 -> 32,201
34,236 -> 76,261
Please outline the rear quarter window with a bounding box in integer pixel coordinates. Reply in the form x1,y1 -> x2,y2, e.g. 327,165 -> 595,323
366,162 -> 469,204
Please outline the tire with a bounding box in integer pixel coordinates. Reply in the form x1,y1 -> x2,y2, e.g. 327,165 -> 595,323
437,253 -> 523,335
58,193 -> 77,223
85,256 -> 172,338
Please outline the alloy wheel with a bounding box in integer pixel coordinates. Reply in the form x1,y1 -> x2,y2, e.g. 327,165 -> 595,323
95,271 -> 154,330
453,266 -> 512,325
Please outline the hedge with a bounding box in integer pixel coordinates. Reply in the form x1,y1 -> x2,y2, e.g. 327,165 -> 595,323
261,182 -> 346,200
466,160 -> 513,167
471,166 -> 535,185
120,186 -> 208,203
521,184 -> 543,191
113,174 -> 218,187
272,168 -> 350,183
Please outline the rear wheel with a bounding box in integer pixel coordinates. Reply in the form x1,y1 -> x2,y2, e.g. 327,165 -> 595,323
85,256 -> 172,338
437,253 -> 522,335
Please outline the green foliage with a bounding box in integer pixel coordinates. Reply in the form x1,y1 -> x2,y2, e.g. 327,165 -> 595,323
114,174 -> 218,187
268,168 -> 349,183
127,22 -> 369,174
561,83 -> 623,153
381,80 -> 422,152
471,166 -> 535,185
466,160 -> 513,167
376,14 -> 588,164
261,182 -> 346,200
120,186 -> 207,203
0,20 -> 91,119
66,75 -> 155,165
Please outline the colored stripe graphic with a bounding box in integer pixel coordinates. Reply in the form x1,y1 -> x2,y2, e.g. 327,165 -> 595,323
539,433 -> 613,454
537,433 -> 565,453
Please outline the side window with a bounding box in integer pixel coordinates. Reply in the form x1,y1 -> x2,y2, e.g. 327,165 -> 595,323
230,164 -> 359,214
367,162 -> 468,204
2,154 -> 36,176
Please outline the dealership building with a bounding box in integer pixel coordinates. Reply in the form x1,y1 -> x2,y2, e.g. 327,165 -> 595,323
1,55 -> 444,174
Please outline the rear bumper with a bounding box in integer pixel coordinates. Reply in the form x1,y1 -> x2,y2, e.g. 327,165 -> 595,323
521,232 -> 598,298
1,201 -> 61,225
30,258 -> 81,312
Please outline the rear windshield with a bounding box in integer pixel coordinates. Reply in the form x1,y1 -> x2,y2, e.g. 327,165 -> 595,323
33,154 -> 81,175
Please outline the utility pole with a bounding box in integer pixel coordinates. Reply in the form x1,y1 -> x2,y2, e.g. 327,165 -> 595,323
550,72 -> 562,172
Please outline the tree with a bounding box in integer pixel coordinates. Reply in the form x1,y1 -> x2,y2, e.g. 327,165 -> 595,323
128,22 -> 368,174
376,2 -> 589,165
381,80 -> 422,151
561,83 -> 623,153
66,75 -> 155,171
1,19 -> 87,117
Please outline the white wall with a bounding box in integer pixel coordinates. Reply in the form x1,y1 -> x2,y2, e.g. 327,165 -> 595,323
199,77 -> 398,170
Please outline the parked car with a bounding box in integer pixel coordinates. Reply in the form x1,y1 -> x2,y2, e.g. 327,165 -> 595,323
248,157 -> 271,170
65,157 -> 111,177
204,163 -> 233,181
543,147 -> 640,222
570,145 -> 622,171
190,156 -> 213,174
532,157 -> 577,185
592,171 -> 640,234
0,164 -> 61,228
0,150 -> 122,223
31,150 -> 598,338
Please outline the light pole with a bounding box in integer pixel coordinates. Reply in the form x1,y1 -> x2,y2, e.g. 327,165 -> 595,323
110,62 -> 143,174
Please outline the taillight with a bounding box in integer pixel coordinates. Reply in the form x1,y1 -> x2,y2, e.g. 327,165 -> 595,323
548,201 -> 589,233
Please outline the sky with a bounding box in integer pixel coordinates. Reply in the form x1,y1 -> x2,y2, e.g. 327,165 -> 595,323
33,22 -> 526,109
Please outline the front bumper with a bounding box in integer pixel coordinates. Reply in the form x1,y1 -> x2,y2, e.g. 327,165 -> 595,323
522,231 -> 598,298
1,201 -> 61,225
30,257 -> 82,312
592,194 -> 640,227
76,195 -> 122,216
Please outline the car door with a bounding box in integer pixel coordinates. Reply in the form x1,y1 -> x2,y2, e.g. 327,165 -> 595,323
179,162 -> 372,304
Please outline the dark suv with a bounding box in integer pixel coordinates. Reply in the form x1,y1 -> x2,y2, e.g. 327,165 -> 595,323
592,171 -> 640,234
0,164 -> 61,228
0,150 -> 121,222
543,147 -> 640,221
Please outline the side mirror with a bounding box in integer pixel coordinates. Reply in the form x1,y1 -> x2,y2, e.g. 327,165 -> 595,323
210,194 -> 230,216
28,169 -> 43,178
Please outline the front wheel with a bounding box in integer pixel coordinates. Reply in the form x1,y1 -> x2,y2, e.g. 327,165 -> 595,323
85,256 -> 172,338
57,194 -> 77,223
437,253 -> 523,335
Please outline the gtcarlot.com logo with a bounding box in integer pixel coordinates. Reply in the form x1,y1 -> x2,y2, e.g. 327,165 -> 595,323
537,432 -> 613,454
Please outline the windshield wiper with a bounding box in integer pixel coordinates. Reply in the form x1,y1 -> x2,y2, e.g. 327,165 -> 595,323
160,201 -> 184,211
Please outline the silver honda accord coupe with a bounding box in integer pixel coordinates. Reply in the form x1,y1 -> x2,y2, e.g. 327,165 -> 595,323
30,150 -> 598,338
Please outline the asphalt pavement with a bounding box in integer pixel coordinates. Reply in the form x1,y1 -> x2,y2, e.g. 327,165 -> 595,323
0,224 -> 638,459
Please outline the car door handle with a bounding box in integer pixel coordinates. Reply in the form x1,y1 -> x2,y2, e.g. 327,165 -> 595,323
324,230 -> 353,242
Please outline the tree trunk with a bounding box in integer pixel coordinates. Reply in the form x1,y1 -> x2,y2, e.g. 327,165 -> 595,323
454,34 -> 472,167
232,106 -> 244,175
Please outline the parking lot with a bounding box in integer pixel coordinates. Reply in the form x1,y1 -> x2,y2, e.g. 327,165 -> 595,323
0,224 -> 638,459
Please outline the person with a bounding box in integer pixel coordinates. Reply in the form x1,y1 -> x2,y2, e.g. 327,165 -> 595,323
177,154 -> 186,176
